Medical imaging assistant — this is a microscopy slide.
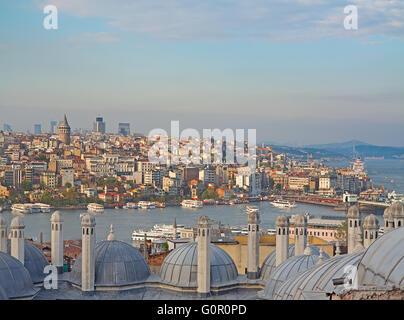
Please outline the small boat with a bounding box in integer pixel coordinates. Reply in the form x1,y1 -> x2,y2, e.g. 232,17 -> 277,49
34,203 -> 51,213
270,199 -> 296,209
87,203 -> 104,213
246,205 -> 259,214
181,199 -> 203,208
12,203 -> 41,214
123,202 -> 138,209
138,201 -> 156,209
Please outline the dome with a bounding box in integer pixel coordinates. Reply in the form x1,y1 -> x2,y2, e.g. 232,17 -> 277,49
390,201 -> 404,219
51,211 -> 63,222
347,205 -> 360,218
357,226 -> 404,287
10,216 -> 24,228
248,211 -> 260,224
159,242 -> 238,288
260,244 -> 329,281
275,214 -> 289,227
363,214 -> 379,229
0,251 -> 38,299
383,207 -> 393,220
7,240 -> 49,283
260,253 -> 324,300
198,215 -> 209,226
273,250 -> 364,300
294,215 -> 306,226
70,240 -> 151,288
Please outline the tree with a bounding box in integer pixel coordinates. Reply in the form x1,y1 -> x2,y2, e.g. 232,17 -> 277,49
64,182 -> 72,189
21,180 -> 32,191
335,220 -> 348,242
200,189 -> 218,200
41,190 -> 52,204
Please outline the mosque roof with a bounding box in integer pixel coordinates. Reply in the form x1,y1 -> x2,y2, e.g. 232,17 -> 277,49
159,242 -> 238,288
69,239 -> 151,287
260,244 -> 329,282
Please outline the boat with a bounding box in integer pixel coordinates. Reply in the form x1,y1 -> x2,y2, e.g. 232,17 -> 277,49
87,203 -> 104,213
123,202 -> 138,209
246,205 -> 259,214
138,201 -> 156,209
11,203 -> 41,214
34,203 -> 51,213
181,199 -> 203,208
270,199 -> 296,209
132,223 -> 184,242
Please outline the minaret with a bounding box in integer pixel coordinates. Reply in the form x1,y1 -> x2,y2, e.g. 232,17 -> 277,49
51,211 -> 64,274
363,214 -> 379,248
10,216 -> 25,264
58,113 -> 71,145
391,201 -> 404,229
247,211 -> 260,279
383,206 -> 394,233
0,215 -> 7,253
294,214 -> 307,256
197,215 -> 211,296
347,205 -> 361,254
81,214 -> 96,292
276,214 -> 289,267
173,216 -> 177,239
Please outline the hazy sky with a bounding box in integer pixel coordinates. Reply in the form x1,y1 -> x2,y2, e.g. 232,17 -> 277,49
0,1 -> 403,146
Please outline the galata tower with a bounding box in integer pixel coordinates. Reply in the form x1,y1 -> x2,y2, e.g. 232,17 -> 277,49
58,113 -> 71,145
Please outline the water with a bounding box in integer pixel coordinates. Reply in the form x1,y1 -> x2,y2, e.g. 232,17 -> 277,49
1,202 -> 342,244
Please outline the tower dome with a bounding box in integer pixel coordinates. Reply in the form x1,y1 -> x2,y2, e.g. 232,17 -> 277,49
390,201 -> 404,219
51,210 -> 63,222
0,251 -> 38,299
260,251 -> 325,300
58,113 -> 71,145
357,226 -> 404,287
260,244 -> 329,281
10,216 -> 24,228
7,240 -> 49,283
275,214 -> 289,227
363,214 -> 379,229
294,215 -> 306,226
383,206 -> 393,220
159,242 -> 238,289
70,240 -> 151,289
347,205 -> 360,218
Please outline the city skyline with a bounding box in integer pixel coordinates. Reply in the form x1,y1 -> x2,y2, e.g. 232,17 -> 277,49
0,1 -> 403,146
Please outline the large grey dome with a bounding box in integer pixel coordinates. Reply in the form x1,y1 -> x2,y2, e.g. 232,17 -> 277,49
260,244 -> 329,281
357,226 -> 404,287
260,253 -> 325,300
7,240 -> 49,283
273,250 -> 364,300
0,251 -> 38,299
70,240 -> 151,288
159,242 -> 238,288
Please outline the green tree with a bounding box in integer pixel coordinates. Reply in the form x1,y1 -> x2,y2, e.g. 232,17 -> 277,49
162,243 -> 169,252
41,190 -> 52,204
336,220 -> 348,242
64,182 -> 72,188
21,180 -> 32,191
200,189 -> 218,200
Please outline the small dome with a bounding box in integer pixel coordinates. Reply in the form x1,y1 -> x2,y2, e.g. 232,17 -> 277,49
10,216 -> 24,228
273,250 -> 365,300
276,214 -> 289,227
248,211 -> 260,224
198,215 -> 209,226
347,205 -> 360,218
260,253 -> 323,300
363,214 -> 379,229
390,201 -> 404,219
0,251 -> 38,299
81,214 -> 95,226
7,240 -> 49,283
159,242 -> 238,288
383,207 -> 393,220
70,240 -> 150,288
294,215 -> 306,227
51,211 -> 63,222
260,244 -> 329,281
357,226 -> 404,287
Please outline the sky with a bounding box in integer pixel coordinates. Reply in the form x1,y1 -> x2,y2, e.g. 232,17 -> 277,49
0,0 -> 403,146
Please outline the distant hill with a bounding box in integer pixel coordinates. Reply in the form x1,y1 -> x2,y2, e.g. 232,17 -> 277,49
263,140 -> 404,160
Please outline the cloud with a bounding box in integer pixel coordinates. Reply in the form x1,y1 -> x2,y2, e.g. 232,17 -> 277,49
35,1 -> 404,41
67,32 -> 120,44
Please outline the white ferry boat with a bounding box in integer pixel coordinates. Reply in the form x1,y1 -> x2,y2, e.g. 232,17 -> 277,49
34,203 -> 51,213
123,202 -> 138,209
270,199 -> 296,209
181,199 -> 203,208
12,203 -> 41,214
138,201 -> 156,209
246,205 -> 259,214
87,203 -> 104,213
132,224 -> 184,242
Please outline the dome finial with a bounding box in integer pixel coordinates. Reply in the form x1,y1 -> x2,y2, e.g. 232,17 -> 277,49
107,224 -> 115,241
303,246 -> 312,255
317,248 -> 324,265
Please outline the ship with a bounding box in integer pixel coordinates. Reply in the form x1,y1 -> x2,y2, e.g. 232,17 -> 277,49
123,202 -> 138,209
87,203 -> 104,213
181,199 -> 203,208
132,223 -> 184,242
246,205 -> 259,214
138,201 -> 156,209
270,199 -> 296,209
11,203 -> 41,214
34,203 -> 51,213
